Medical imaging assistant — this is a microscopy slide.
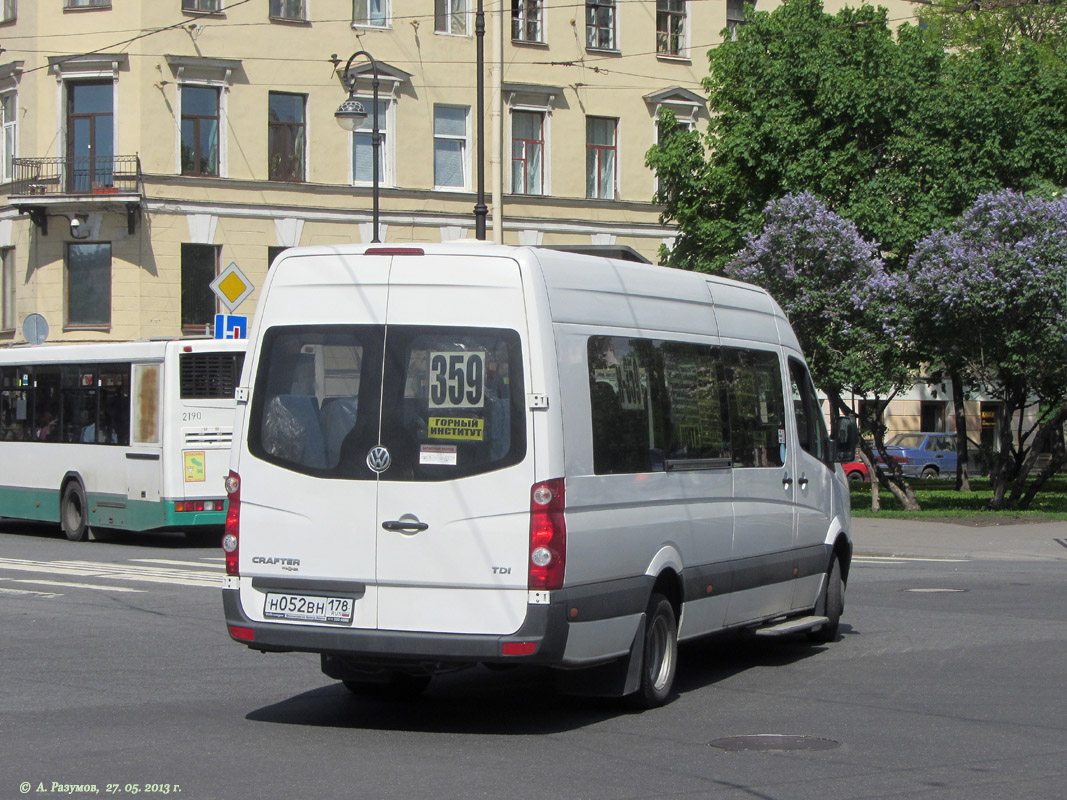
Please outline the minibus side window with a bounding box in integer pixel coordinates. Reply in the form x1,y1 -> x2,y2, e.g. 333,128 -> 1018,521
722,348 -> 786,469
587,337 -> 731,474
788,358 -> 830,467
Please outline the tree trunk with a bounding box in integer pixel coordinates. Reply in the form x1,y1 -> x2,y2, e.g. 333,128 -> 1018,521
950,370 -> 971,492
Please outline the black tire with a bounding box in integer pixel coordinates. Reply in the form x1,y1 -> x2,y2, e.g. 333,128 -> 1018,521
631,593 -> 678,709
921,467 -> 938,480
809,556 -> 844,643
343,672 -> 432,698
847,470 -> 864,484
60,481 -> 92,542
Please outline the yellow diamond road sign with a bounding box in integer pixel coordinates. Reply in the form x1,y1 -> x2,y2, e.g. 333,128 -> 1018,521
210,262 -> 254,312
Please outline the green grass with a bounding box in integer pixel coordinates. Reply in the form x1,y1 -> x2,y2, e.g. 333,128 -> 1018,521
849,476 -> 1067,521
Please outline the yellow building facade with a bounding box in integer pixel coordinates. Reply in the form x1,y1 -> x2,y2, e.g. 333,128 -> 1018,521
0,0 -> 918,344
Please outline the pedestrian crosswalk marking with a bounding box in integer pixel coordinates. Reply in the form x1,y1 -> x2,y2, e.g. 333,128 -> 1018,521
0,557 -> 222,590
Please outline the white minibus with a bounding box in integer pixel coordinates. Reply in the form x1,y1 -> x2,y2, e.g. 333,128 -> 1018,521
222,244 -> 857,707
0,338 -> 245,541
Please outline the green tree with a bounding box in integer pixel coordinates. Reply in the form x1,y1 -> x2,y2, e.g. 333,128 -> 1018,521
647,0 -> 1067,272
918,0 -> 1067,51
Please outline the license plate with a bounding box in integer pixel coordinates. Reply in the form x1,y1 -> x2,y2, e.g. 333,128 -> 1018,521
263,592 -> 354,625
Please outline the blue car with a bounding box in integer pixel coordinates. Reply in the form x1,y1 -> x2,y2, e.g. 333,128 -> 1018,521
881,433 -> 963,479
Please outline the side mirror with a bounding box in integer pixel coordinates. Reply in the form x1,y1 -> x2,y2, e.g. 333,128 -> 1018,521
832,417 -> 859,463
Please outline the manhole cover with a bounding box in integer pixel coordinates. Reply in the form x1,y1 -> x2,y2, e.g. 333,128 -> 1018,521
709,735 -> 840,752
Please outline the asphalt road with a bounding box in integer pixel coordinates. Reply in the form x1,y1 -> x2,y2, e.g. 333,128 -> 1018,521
1,517 -> 1065,800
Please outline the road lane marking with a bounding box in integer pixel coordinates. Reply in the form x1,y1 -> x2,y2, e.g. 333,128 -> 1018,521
128,558 -> 223,568
853,555 -> 969,564
0,585 -> 62,598
8,579 -> 145,593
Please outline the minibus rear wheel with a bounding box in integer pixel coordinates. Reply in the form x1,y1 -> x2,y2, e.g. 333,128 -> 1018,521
632,593 -> 678,709
60,481 -> 92,543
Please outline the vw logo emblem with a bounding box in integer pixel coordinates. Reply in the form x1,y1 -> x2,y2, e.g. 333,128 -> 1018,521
366,446 -> 392,473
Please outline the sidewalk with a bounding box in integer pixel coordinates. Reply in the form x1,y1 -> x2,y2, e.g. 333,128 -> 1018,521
851,516 -> 1067,561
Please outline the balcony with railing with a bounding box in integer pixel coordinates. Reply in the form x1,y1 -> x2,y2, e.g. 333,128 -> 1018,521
8,155 -> 143,235
9,155 -> 142,198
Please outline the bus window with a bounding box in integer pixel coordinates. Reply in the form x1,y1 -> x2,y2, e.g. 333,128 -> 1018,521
131,364 -> 158,445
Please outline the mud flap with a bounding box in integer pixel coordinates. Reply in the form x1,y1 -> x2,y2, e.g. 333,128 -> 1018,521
554,613 -> 646,698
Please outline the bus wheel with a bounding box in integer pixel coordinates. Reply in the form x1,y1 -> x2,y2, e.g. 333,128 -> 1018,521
60,482 -> 92,542
809,556 -> 844,643
631,593 -> 678,709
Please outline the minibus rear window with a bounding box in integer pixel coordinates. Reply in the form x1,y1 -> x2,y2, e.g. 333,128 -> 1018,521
248,325 -> 525,481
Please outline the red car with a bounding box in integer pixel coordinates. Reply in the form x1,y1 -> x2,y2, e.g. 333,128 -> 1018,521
843,460 -> 869,483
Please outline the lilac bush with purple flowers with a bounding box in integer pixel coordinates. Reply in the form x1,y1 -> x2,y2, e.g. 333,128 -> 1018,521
905,190 -> 1067,508
727,193 -> 923,509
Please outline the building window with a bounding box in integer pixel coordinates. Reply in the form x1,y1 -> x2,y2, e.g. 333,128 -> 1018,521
586,116 -> 617,199
1,0 -> 15,22
181,244 -> 218,331
353,0 -> 387,27
512,0 -> 543,43
268,246 -> 288,269
586,0 -> 616,50
921,402 -> 946,433
1,248 -> 13,331
511,110 -> 544,195
433,105 -> 469,189
435,0 -> 468,35
67,243 -> 111,328
65,0 -> 110,7
656,0 -> 687,57
350,98 -> 392,186
183,0 -> 221,11
726,0 -> 748,39
180,85 -> 220,177
1,92 -> 15,183
269,0 -> 305,20
268,92 -> 306,182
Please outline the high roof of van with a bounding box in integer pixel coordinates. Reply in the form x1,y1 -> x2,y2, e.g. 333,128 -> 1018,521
267,243 -> 800,352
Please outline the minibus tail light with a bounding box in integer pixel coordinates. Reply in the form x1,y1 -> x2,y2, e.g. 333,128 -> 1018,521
529,479 -> 566,590
223,471 -> 240,577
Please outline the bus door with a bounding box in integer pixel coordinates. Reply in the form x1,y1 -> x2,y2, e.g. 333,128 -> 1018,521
127,363 -> 162,505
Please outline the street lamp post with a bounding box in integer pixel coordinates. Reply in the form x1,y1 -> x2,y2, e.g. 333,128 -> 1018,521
335,50 -> 382,244
474,0 -> 487,240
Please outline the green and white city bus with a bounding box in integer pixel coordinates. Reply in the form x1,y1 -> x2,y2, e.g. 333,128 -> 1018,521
0,338 -> 244,541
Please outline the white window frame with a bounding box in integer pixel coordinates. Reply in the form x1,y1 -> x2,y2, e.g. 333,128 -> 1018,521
726,0 -> 750,40
512,0 -> 545,44
166,57 -> 237,179
508,108 -> 548,196
65,0 -> 111,8
435,0 -> 470,36
656,0 -> 689,59
348,95 -> 395,188
353,0 -> 388,29
50,56 -> 125,176
269,0 -> 307,21
586,116 -> 618,200
182,0 -> 222,12
433,104 -> 470,191
1,91 -> 16,183
1,247 -> 14,332
2,0 -> 16,21
585,0 -> 617,52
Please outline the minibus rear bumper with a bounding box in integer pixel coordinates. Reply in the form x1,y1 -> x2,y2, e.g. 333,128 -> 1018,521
222,588 -> 572,665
